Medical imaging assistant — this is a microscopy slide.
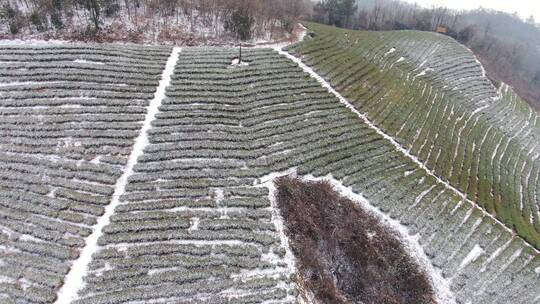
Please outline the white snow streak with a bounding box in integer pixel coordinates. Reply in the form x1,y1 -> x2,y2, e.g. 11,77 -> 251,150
412,185 -> 436,209
214,188 -> 228,219
470,104 -> 489,116
416,68 -> 434,77
297,23 -> 308,42
257,168 -> 300,302
230,58 -> 249,66
384,47 -> 396,56
476,58 -> 486,78
458,244 -> 484,270
73,59 -> 105,65
0,81 -> 46,87
497,82 -> 507,99
276,47 -> 539,254
54,47 -> 181,304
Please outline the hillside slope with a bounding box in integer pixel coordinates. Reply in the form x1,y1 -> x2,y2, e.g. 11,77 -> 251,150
0,39 -> 538,303
0,43 -> 171,303
286,22 -> 540,249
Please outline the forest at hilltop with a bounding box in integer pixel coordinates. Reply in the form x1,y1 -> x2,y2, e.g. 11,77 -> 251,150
0,0 -> 310,44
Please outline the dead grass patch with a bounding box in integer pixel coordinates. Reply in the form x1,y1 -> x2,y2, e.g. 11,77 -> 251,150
275,176 -> 436,304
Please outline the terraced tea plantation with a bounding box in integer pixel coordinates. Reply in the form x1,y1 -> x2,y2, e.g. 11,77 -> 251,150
0,43 -> 171,303
286,23 -> 540,249
1,23 -> 539,303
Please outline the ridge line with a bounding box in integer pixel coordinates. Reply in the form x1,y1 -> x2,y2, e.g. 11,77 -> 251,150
275,47 -> 539,254
55,46 -> 182,304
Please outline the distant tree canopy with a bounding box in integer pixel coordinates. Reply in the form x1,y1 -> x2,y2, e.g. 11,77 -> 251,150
307,0 -> 540,110
1,0 -> 310,41
313,0 -> 357,28
224,6 -> 254,40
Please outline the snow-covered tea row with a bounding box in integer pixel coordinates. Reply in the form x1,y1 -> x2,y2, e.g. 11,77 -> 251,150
0,43 -> 171,303
1,42 -> 538,303
75,48 -> 539,303
74,48 -> 299,304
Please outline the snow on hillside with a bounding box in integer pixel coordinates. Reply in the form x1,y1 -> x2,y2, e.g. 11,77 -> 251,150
0,23 -> 538,304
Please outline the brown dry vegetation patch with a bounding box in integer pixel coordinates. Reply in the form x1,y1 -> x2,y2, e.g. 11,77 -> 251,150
275,176 -> 436,304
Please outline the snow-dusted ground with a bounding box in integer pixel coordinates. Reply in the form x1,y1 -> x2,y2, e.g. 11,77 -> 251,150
256,169 -> 301,303
54,47 -> 182,304
251,23 -> 307,49
0,22 -> 307,49
2,27 -> 536,303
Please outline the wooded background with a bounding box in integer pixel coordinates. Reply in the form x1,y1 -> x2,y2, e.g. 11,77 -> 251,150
0,0 -> 309,43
